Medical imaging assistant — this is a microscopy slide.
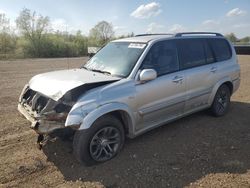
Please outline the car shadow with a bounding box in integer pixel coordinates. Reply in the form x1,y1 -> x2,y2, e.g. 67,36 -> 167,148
43,101 -> 250,188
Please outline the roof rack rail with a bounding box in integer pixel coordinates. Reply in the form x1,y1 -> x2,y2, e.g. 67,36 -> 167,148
175,32 -> 223,37
135,33 -> 173,37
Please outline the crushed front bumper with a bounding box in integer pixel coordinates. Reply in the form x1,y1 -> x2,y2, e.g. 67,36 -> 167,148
18,103 -> 65,135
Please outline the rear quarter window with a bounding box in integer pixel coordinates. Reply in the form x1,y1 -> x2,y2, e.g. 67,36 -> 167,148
209,38 -> 232,62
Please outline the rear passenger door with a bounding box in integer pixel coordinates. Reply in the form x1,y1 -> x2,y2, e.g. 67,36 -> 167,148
177,38 -> 218,113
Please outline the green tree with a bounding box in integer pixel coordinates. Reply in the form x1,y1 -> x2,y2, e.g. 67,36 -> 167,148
225,33 -> 238,43
239,37 -> 250,44
74,30 -> 88,56
16,8 -> 50,57
89,21 -> 114,46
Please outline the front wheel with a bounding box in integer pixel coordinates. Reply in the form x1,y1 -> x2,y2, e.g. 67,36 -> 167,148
211,84 -> 231,117
73,115 -> 125,166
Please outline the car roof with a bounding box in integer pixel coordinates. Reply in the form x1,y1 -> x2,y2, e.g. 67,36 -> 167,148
113,32 -> 224,43
113,35 -> 173,43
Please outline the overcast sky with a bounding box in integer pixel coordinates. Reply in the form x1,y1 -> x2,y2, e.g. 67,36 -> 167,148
0,0 -> 250,37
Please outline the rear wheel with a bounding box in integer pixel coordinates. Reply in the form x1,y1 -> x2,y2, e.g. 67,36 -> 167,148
211,84 -> 231,117
73,115 -> 125,166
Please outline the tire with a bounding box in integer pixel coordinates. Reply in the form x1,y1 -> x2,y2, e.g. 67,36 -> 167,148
73,115 -> 125,166
211,84 -> 231,117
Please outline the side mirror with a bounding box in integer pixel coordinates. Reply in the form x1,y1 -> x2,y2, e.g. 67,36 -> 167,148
139,69 -> 157,82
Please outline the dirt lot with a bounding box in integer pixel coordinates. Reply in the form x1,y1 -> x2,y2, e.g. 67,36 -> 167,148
0,56 -> 250,188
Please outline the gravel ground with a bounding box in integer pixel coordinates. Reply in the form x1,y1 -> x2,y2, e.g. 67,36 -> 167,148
0,56 -> 249,188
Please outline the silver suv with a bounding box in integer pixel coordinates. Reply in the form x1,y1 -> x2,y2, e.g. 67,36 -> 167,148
18,32 -> 240,165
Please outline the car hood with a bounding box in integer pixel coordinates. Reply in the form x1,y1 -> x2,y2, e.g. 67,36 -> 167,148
29,68 -> 120,101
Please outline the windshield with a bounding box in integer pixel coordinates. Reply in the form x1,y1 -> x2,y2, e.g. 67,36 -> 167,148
83,42 -> 146,77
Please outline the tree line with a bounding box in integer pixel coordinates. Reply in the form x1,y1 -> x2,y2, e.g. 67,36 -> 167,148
0,8 -> 134,60
225,33 -> 250,45
0,8 -> 249,60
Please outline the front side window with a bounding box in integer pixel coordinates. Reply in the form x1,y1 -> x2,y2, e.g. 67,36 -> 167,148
84,42 -> 146,77
141,40 -> 179,76
177,39 -> 206,69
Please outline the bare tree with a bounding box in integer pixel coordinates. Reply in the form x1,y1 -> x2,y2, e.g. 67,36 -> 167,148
89,21 -> 114,46
0,13 -> 16,59
16,8 -> 50,57
0,13 -> 10,32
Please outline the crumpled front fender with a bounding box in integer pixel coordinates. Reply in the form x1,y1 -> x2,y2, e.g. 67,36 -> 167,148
65,107 -> 84,127
64,101 -> 97,127
65,102 -> 136,136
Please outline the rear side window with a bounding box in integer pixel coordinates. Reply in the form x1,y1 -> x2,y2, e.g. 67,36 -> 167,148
209,39 -> 232,61
204,40 -> 215,64
177,39 -> 206,69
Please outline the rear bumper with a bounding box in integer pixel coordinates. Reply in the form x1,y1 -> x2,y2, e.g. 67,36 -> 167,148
18,103 -> 65,134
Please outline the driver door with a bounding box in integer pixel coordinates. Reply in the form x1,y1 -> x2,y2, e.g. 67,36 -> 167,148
135,40 -> 186,132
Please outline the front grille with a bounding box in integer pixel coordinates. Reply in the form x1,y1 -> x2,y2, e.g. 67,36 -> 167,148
23,89 -> 36,105
34,95 -> 49,113
21,88 -> 49,114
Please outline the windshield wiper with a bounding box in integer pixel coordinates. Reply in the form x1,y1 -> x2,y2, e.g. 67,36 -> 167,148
89,69 -> 112,75
82,67 -> 124,78
81,66 -> 90,70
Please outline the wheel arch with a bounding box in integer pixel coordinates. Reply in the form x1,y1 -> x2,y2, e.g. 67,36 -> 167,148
223,81 -> 233,95
208,78 -> 233,105
79,102 -> 136,137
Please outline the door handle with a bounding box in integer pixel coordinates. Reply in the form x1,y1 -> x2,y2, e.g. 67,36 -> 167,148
210,67 -> 217,73
172,76 -> 183,83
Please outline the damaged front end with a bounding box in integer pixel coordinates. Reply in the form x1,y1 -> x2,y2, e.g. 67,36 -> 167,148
18,85 -> 76,134
17,68 -> 121,149
17,80 -> 116,148
18,85 -> 80,148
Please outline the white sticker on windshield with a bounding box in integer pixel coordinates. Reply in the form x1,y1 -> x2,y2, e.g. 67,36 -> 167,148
128,43 -> 146,49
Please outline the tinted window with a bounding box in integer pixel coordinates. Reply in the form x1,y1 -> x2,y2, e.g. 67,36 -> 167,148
209,39 -> 232,61
204,40 -> 215,64
177,39 -> 206,69
141,40 -> 179,76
